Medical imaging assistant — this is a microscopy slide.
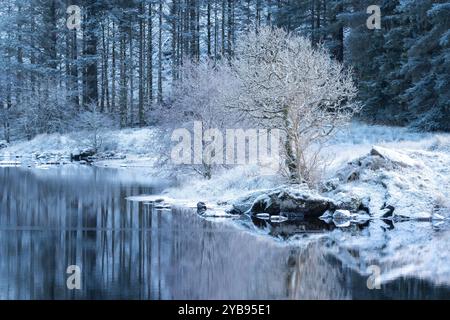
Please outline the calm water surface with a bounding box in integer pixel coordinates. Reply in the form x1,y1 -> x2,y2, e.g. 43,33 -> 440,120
0,166 -> 449,299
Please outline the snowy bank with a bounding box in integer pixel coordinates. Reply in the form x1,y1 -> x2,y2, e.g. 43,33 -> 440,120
0,128 -> 159,169
221,142 -> 450,223
325,145 -> 450,220
3,123 -> 450,222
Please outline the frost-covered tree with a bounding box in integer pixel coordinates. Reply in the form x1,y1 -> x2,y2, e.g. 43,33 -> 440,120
230,27 -> 360,184
159,58 -> 242,179
345,0 -> 404,124
345,0 -> 450,130
399,0 -> 450,131
74,103 -> 115,152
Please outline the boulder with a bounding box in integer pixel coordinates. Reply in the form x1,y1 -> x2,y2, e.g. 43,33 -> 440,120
71,148 -> 96,162
330,146 -> 440,220
332,209 -> 353,220
230,186 -> 336,218
0,140 -> 8,149
334,146 -> 423,184
380,204 -> 395,218
332,191 -> 366,212
227,190 -> 268,215
370,146 -> 423,168
197,202 -> 207,214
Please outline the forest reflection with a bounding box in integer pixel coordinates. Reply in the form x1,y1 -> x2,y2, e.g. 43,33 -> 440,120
0,167 -> 449,300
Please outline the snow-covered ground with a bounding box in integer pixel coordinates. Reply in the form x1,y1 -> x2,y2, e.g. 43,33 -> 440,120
0,128 -> 158,168
162,122 -> 450,217
325,122 -> 446,172
158,122 -> 450,207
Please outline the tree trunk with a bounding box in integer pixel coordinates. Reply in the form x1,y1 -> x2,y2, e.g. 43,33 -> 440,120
214,0 -> 218,60
83,1 -> 99,108
157,0 -> 163,104
129,23 -> 134,125
112,21 -> 117,113
227,0 -> 233,57
207,0 -> 212,57
119,27 -> 128,127
147,2 -> 153,110
221,0 -> 226,56
138,1 -> 145,126
100,23 -> 106,112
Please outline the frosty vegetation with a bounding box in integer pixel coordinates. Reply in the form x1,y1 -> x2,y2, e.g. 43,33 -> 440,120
75,103 -> 116,152
163,27 -> 359,184
230,27 -> 360,184
1,0 -> 449,145
159,59 -> 242,179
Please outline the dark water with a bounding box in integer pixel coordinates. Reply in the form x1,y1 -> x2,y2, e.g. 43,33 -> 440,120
0,166 -> 449,300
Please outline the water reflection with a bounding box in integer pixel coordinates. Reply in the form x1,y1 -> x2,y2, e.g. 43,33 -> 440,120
251,216 -> 335,238
0,167 -> 449,299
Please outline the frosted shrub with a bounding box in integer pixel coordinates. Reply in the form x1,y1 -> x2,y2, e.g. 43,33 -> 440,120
159,59 -> 244,179
74,103 -> 116,152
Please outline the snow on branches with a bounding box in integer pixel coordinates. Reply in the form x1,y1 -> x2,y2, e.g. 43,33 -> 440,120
229,27 -> 361,184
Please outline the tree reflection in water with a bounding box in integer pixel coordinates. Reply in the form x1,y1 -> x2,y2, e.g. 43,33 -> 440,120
0,167 -> 449,299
